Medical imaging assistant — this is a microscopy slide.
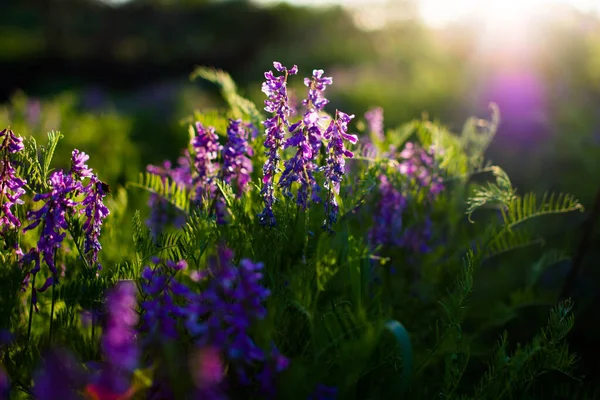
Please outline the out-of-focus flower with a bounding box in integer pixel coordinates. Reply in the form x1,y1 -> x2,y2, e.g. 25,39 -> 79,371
364,107 -> 384,142
369,175 -> 406,247
259,61 -> 297,227
222,119 -> 254,196
32,348 -> 87,400
90,281 -> 139,398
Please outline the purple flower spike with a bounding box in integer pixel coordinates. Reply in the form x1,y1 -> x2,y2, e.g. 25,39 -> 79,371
369,175 -> 406,247
259,62 -> 297,226
223,119 -> 254,196
80,176 -> 110,270
0,128 -> 27,234
103,280 -> 139,373
322,111 -> 357,232
279,68 -> 334,210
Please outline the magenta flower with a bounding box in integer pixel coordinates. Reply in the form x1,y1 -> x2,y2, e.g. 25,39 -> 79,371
365,107 -> 384,142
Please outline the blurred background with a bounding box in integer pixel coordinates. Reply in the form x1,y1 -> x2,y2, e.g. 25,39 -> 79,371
1,0 -> 599,205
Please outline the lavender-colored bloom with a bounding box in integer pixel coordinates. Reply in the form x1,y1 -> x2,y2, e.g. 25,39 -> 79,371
102,280 -> 139,373
369,175 -> 406,247
255,344 -> 290,399
32,348 -> 87,400
71,149 -> 94,179
302,69 -> 333,110
185,248 -> 276,388
396,142 -> 445,198
258,61 -> 297,227
222,119 -> 254,196
308,384 -> 338,400
192,122 -> 221,201
79,176 -> 110,270
365,107 -> 384,142
140,259 -> 192,341
0,128 -> 27,233
322,111 -> 357,232
192,122 -> 225,223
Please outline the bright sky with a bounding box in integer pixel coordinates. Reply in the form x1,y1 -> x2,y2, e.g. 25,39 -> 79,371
254,0 -> 600,28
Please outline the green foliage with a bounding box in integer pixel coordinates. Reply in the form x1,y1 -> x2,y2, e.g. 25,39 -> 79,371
0,69 -> 591,400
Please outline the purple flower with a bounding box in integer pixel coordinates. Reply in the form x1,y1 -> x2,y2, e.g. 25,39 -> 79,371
259,61 -> 297,227
185,247 -> 279,389
32,348 -> 87,400
302,69 -> 333,110
140,258 -> 192,341
102,280 -> 139,372
369,175 -> 406,247
79,176 -> 110,270
222,119 -> 254,196
279,69 -> 333,209
365,107 -> 384,142
23,171 -> 79,292
192,122 -> 225,223
322,111 -> 357,232
0,128 -> 27,234
71,149 -> 94,179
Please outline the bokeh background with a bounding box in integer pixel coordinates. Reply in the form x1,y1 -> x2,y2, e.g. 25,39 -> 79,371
1,0 -> 600,386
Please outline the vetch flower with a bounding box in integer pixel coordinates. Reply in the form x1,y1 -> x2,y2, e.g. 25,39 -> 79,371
0,128 -> 27,234
368,175 -> 406,247
32,348 -> 87,400
23,171 -> 79,291
322,111 -> 357,232
80,176 -> 110,271
279,69 -> 333,209
258,61 -> 297,227
222,119 -> 254,196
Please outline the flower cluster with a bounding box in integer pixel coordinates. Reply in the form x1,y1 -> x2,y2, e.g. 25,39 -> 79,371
279,69 -> 333,209
22,149 -> 110,302
140,258 -> 191,340
259,63 -> 358,229
222,119 -> 254,196
185,248 -> 281,390
308,383 -> 339,400
369,142 -> 444,252
0,128 -> 26,235
146,119 -> 256,230
259,62 -> 298,226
